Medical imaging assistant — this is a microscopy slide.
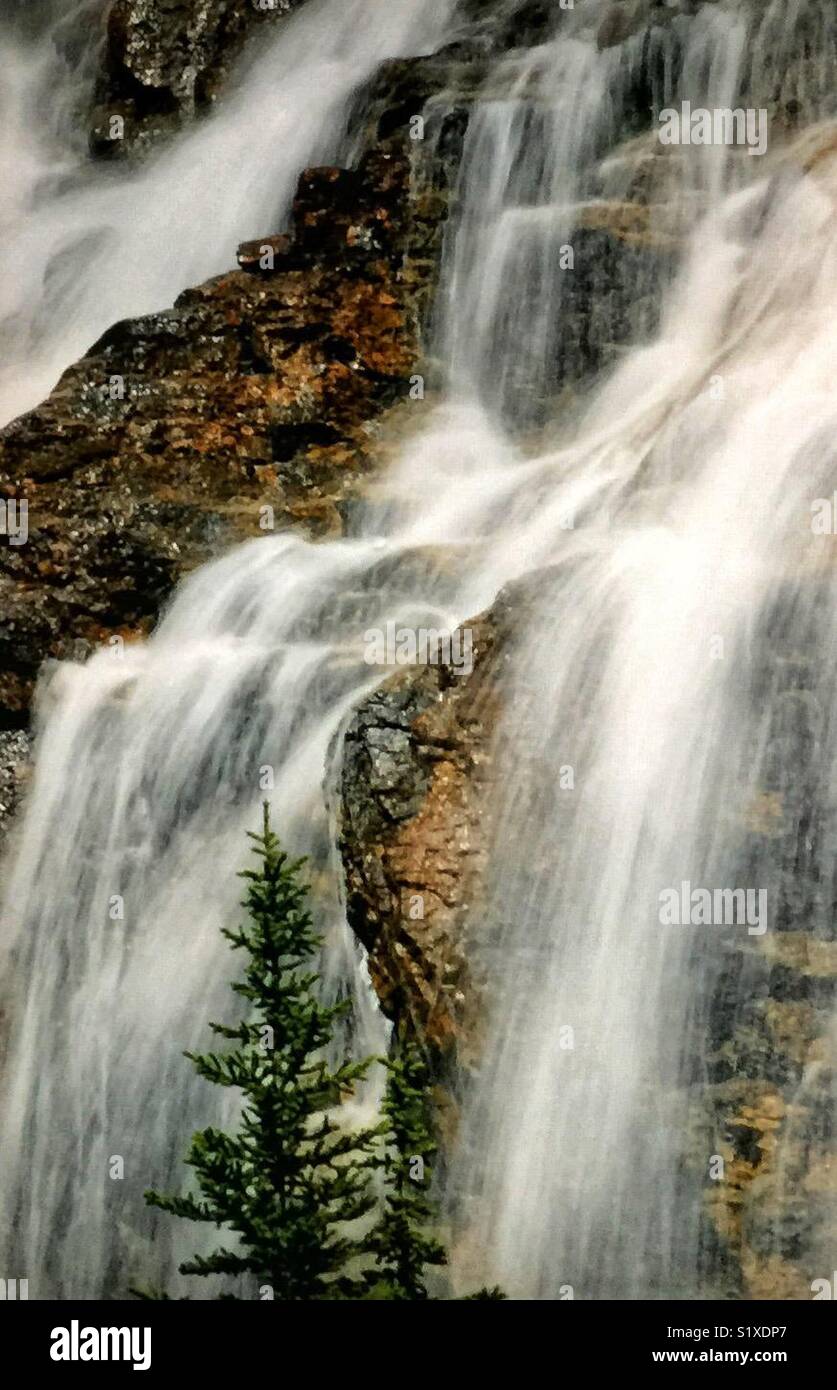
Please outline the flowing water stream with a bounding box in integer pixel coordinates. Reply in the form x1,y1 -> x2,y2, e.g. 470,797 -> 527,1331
1,0 -> 836,1299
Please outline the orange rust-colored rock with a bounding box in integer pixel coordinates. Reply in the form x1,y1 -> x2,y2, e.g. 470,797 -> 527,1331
339,606 -> 507,1059
0,146 -> 423,721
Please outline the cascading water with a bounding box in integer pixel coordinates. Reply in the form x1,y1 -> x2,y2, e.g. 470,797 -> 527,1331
1,0 -> 836,1300
446,173 -> 837,1297
0,0 -> 454,424
0,0 -> 461,1300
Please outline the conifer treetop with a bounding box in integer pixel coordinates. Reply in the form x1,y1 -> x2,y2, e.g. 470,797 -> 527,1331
144,803 -> 381,1300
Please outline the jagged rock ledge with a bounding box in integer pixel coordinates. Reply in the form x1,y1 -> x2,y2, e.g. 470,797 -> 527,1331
0,140 -> 431,723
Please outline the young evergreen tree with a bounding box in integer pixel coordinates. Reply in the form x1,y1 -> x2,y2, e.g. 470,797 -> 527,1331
143,803 -> 381,1300
362,1042 -> 447,1299
140,804 -> 505,1301
363,1044 -> 506,1301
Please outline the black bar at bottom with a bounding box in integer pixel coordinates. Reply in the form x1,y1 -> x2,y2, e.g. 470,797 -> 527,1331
0,1299 -> 831,1377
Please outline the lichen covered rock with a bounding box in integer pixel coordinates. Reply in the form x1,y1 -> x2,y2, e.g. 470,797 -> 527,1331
91,0 -> 307,156
0,143 -> 425,721
339,606 -> 503,1058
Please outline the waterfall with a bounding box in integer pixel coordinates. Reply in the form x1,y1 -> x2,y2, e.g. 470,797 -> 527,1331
1,0 -> 836,1299
0,0 -> 454,424
439,1 -> 837,1298
0,0 -> 460,1300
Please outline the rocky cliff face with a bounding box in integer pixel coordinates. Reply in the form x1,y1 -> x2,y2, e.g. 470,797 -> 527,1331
0,0 -> 684,720
0,1 -> 490,728
0,140 -> 429,722
340,604 -> 503,1061
91,0 -> 308,156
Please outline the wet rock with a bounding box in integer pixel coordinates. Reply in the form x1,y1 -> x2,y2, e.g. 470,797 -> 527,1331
236,233 -> 292,272
597,3 -> 637,51
338,578 -> 548,1059
0,730 -> 33,862
552,222 -> 676,395
0,142 -> 428,722
458,0 -> 559,51
91,0 -> 308,157
338,616 -> 497,1057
